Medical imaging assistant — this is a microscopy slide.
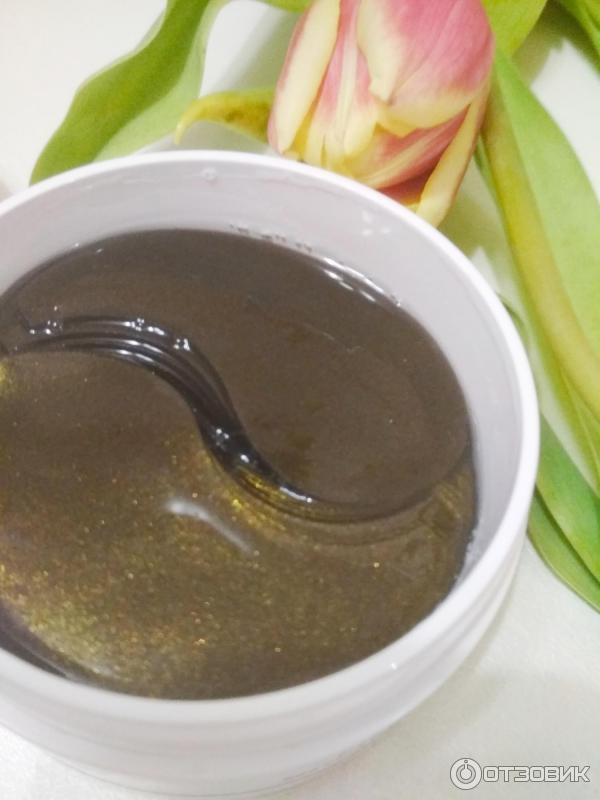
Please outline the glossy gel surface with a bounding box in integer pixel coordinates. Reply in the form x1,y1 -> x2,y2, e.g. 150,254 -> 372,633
0,230 -> 476,698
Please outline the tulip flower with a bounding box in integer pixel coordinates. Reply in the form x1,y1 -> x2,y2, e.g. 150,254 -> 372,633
268,0 -> 494,225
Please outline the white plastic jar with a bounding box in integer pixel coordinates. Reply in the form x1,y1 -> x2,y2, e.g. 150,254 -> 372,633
0,152 -> 538,796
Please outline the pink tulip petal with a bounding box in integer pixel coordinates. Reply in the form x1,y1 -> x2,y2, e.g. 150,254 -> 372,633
415,83 -> 490,225
357,0 -> 493,129
301,0 -> 379,171
383,171 -> 432,207
268,0 -> 340,155
346,111 -> 465,189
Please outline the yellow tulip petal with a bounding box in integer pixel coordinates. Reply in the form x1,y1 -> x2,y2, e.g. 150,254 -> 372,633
299,0 -> 378,170
268,0 -> 340,154
341,51 -> 380,159
415,83 -> 489,226
175,89 -> 274,144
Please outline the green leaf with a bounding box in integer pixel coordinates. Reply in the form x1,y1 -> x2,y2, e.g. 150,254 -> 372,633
538,418 -> 600,581
258,0 -> 310,9
481,50 -> 600,426
175,89 -> 274,145
556,0 -> 600,56
31,0 -> 228,183
482,0 -> 548,53
480,50 -> 600,609
493,59 -> 600,347
529,493 -> 600,613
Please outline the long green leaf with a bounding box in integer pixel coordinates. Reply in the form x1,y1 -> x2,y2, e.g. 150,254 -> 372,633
261,0 -> 310,9
556,0 -> 600,56
482,0 -> 548,53
538,418 -> 600,580
481,51 -> 600,425
501,297 -> 600,568
32,0 -> 309,183
480,50 -> 600,608
31,0 -> 227,183
529,493 -> 600,612
494,58 -> 600,345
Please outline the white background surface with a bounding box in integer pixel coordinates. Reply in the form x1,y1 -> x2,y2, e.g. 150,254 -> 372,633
1,2 -> 600,798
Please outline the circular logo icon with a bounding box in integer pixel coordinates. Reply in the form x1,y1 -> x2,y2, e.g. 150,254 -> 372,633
450,758 -> 482,790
